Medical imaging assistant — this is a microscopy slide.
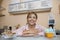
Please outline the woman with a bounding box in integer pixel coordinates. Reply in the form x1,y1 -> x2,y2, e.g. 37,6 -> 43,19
13,12 -> 46,36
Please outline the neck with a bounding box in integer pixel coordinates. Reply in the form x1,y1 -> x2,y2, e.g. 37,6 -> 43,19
28,24 -> 36,28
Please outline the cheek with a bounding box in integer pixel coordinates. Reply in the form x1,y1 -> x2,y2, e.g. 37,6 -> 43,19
28,18 -> 31,21
27,18 -> 31,22
27,18 -> 37,23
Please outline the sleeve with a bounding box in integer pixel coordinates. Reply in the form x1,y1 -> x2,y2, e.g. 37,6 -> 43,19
13,26 -> 26,36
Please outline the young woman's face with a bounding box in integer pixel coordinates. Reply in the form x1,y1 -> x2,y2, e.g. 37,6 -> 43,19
27,14 -> 37,26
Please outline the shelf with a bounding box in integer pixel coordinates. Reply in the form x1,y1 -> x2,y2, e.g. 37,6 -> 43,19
0,7 -> 5,11
0,6 -> 5,17
0,15 -> 5,17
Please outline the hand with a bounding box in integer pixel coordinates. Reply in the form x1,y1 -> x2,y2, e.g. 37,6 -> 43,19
22,29 -> 40,36
23,30 -> 34,34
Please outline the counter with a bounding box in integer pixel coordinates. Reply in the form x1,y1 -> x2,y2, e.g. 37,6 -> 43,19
0,35 -> 60,40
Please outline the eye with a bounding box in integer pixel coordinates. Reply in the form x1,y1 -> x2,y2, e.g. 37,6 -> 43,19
29,16 -> 32,18
33,16 -> 36,19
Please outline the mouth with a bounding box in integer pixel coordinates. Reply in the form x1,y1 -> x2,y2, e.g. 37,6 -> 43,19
30,20 -> 35,23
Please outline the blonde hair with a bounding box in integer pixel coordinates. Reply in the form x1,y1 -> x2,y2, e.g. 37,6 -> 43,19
27,12 -> 38,19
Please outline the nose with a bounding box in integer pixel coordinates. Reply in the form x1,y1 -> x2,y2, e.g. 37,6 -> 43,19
30,17 -> 34,21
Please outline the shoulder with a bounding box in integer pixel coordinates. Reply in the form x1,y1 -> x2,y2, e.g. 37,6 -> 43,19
36,24 -> 46,29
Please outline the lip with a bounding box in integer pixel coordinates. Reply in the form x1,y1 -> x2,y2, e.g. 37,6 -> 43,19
29,20 -> 35,23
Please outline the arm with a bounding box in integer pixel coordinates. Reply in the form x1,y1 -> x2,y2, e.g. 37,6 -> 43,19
12,26 -> 26,36
22,30 -> 35,37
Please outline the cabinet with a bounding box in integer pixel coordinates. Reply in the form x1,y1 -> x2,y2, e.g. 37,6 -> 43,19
8,0 -> 52,14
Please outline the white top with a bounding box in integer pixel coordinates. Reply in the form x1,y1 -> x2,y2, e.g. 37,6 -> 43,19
12,24 -> 46,36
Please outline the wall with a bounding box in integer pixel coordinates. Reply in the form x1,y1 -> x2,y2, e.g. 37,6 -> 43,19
51,0 -> 60,29
0,0 -> 60,30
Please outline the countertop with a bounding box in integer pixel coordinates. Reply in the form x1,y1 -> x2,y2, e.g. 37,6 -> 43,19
0,35 -> 60,40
